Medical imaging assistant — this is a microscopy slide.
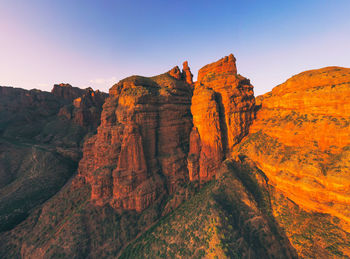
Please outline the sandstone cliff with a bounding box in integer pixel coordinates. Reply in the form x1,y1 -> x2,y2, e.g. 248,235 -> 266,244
1,57 -> 349,259
58,86 -> 108,128
236,66 -> 350,232
78,65 -> 193,211
0,84 -> 107,231
79,55 -> 256,211
188,54 -> 255,183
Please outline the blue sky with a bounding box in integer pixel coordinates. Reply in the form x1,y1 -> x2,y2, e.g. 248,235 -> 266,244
1,0 -> 349,95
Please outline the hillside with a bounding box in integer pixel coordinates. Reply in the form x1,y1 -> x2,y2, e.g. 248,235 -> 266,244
0,85 -> 107,232
0,57 -> 349,258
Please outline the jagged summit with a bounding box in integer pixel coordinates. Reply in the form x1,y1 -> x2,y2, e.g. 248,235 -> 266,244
0,56 -> 349,258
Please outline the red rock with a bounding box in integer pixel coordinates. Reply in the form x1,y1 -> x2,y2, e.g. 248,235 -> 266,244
79,55 -> 255,210
51,83 -> 86,101
236,66 -> 350,231
78,68 -> 193,211
168,66 -> 182,80
57,86 -> 108,128
188,54 -> 255,183
182,61 -> 193,85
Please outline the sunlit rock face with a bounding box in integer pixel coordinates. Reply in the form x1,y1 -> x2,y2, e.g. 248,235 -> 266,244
188,54 -> 256,183
78,65 -> 193,212
236,66 -> 350,231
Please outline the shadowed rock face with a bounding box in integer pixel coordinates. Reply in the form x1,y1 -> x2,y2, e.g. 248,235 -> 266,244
236,66 -> 350,232
1,57 -> 349,259
78,65 -> 193,212
0,84 -> 107,232
55,85 -> 108,129
188,54 -> 256,183
79,55 -> 256,211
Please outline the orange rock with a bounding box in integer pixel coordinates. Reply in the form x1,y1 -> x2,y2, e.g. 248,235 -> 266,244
188,54 -> 255,183
78,67 -> 193,211
189,87 -> 224,182
237,66 -> 350,231
182,61 -> 193,85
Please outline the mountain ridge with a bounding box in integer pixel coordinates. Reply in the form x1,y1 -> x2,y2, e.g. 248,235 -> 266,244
0,55 -> 349,258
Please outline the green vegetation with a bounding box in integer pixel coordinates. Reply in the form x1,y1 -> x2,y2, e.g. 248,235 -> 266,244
119,161 -> 295,258
271,190 -> 350,258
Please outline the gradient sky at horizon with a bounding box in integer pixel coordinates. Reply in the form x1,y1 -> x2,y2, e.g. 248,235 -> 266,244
1,0 -> 349,96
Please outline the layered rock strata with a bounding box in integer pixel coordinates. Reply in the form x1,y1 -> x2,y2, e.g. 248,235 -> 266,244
236,66 -> 350,230
58,87 -> 107,128
188,54 -> 255,182
78,64 -> 193,211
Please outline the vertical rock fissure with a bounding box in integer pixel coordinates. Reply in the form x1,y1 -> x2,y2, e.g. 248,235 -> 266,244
215,92 -> 228,159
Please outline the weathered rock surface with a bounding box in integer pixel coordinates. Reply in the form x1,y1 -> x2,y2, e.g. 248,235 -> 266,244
51,83 -> 86,101
58,87 -> 108,128
1,58 -> 349,259
78,64 -> 193,211
236,66 -> 350,231
0,84 -> 107,231
188,54 -> 255,183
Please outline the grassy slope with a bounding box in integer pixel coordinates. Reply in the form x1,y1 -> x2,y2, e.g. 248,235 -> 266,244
119,160 -> 297,259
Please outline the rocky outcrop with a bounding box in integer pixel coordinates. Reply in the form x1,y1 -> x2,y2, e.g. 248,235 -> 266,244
58,87 -> 108,128
78,64 -> 193,211
188,54 -> 255,183
51,83 -> 86,101
0,84 -> 107,232
236,66 -> 350,231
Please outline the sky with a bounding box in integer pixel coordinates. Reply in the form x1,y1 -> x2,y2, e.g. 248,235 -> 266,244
0,0 -> 349,96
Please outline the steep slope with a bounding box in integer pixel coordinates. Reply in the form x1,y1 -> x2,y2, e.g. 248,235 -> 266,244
119,160 -> 297,259
188,54 -> 255,183
0,85 -> 107,231
78,65 -> 193,212
0,55 -> 260,258
1,58 -> 349,258
235,66 -> 350,256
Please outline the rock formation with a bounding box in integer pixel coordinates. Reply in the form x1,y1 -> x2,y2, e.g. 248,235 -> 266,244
51,83 -> 86,101
0,84 -> 107,232
78,55 -> 256,211
1,57 -> 349,259
58,87 -> 108,128
236,66 -> 350,231
78,64 -> 193,211
188,54 -> 255,183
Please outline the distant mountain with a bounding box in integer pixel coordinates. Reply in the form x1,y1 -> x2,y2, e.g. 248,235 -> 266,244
0,56 -> 349,258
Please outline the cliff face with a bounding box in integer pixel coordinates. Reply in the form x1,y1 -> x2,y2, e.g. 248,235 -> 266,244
1,57 -> 349,259
236,66 -> 350,231
79,55 -> 256,211
0,84 -> 107,232
188,54 -> 255,182
58,86 -> 108,128
78,65 -> 193,211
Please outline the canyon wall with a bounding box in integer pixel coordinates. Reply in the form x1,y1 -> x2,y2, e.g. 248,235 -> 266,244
236,66 -> 350,231
79,54 -> 256,211
188,54 -> 255,182
0,84 -> 107,231
78,65 -> 194,211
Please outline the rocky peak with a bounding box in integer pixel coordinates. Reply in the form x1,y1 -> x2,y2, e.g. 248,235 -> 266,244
197,54 -> 237,84
167,62 -> 194,86
51,83 -> 86,101
78,70 -> 193,212
57,85 -> 108,128
182,61 -> 193,85
78,54 -> 255,211
188,54 -> 255,183
168,66 -> 182,80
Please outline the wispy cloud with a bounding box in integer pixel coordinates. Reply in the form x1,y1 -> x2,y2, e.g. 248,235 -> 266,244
37,83 -> 50,88
89,77 -> 118,85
